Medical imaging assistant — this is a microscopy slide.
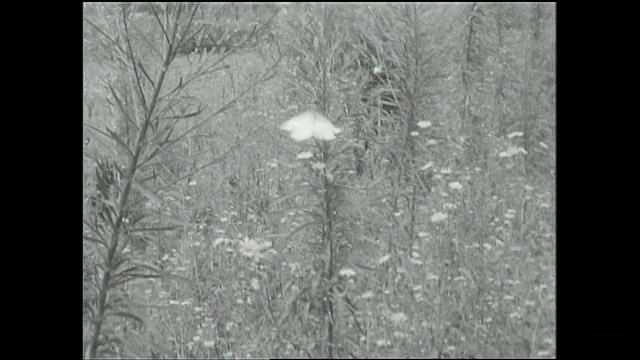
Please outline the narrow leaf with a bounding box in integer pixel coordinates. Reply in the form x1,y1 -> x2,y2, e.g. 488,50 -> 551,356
283,221 -> 321,243
108,311 -> 144,324
132,180 -> 163,205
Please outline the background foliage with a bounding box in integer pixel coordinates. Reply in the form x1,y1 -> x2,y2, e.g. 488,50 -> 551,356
83,2 -> 555,358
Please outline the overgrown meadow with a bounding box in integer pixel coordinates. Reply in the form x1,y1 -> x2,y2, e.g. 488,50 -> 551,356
83,3 -> 556,359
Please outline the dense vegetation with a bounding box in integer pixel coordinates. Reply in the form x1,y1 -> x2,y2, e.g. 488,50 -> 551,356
83,2 -> 556,358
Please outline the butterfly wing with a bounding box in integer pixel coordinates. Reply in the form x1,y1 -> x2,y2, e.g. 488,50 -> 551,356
311,113 -> 341,140
281,111 -> 340,142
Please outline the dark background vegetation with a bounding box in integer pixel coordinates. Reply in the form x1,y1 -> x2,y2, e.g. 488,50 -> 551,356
83,2 -> 556,358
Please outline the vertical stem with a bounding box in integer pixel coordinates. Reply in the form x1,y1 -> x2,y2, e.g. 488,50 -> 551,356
89,9 -> 178,358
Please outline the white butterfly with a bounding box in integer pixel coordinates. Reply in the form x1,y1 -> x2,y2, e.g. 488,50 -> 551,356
280,110 -> 341,142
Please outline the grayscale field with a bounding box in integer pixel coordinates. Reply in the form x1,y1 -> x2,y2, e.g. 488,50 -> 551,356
83,3 -> 556,358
